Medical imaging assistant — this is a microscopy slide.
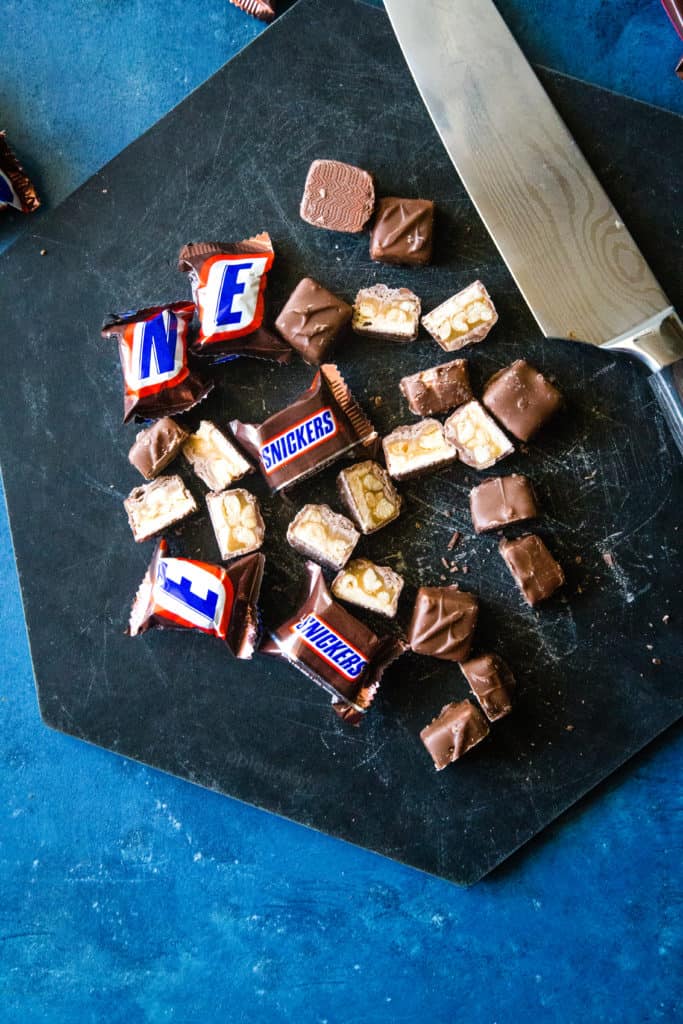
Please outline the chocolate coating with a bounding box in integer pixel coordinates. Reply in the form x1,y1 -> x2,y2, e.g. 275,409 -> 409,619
420,701 -> 490,770
128,418 -> 188,480
469,474 -> 538,533
300,159 -> 375,233
499,534 -> 565,606
460,654 -> 516,721
483,360 -> 563,442
369,197 -> 434,265
408,586 -> 478,662
275,277 -> 352,364
399,358 -> 473,416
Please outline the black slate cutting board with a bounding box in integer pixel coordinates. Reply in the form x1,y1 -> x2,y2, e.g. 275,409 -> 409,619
0,0 -> 680,886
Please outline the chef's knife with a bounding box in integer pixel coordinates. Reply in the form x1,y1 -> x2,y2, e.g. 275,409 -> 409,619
384,0 -> 683,455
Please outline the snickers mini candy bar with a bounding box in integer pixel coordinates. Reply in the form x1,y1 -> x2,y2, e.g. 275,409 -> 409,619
470,474 -> 538,534
286,504 -> 359,572
206,488 -> 265,562
275,277 -> 352,365
483,360 -> 563,441
422,280 -> 497,352
179,234 -> 289,361
101,302 -> 212,423
124,475 -> 198,543
229,0 -> 276,20
0,132 -> 40,214
352,285 -> 421,343
261,561 -> 406,718
128,418 -> 189,480
230,364 -> 377,493
332,558 -> 404,619
382,419 -> 457,481
444,400 -> 514,470
499,534 -> 565,606
369,197 -> 434,266
337,460 -> 401,534
300,159 -> 375,233
183,421 -> 252,492
420,700 -> 490,770
408,585 -> 478,662
128,538 -> 264,659
399,358 -> 473,417
460,653 -> 516,722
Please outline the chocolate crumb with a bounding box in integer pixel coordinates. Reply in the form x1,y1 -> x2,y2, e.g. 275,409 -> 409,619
565,724 -> 575,732
447,530 -> 461,550
602,551 -> 614,568
663,614 -> 670,625
39,249 -> 47,256
646,644 -> 653,651
575,555 -> 582,564
449,564 -> 459,573
441,557 -> 450,570
439,574 -> 447,581
461,565 -> 469,574
652,658 -> 662,666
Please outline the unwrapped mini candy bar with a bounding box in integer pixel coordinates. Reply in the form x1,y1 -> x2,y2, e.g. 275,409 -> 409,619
300,159 -> 375,233
124,474 -> 198,543
444,400 -> 514,470
332,558 -> 404,619
101,302 -> 212,423
337,460 -> 401,534
420,701 -> 490,770
128,418 -> 189,480
352,284 -> 421,342
422,280 -> 497,352
128,538 -> 264,658
0,132 -> 40,214
382,419 -> 457,481
399,358 -> 472,416
460,653 -> 516,722
206,488 -> 265,562
275,277 -> 352,365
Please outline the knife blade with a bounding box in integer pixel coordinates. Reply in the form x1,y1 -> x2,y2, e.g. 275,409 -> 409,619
384,0 -> 683,455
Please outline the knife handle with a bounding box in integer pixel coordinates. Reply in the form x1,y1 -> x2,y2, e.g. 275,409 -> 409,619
649,359 -> 683,456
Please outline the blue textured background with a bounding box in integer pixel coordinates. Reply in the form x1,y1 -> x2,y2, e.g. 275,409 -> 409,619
1,2 -> 681,1020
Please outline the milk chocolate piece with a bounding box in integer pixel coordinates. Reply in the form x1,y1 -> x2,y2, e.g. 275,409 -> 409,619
261,561 -> 406,714
483,360 -> 563,441
408,586 -> 478,662
332,558 -> 404,619
101,302 -> 212,423
286,504 -> 359,571
183,421 -> 252,491
369,197 -> 434,265
382,419 -> 457,481
300,159 -> 375,233
460,654 -> 516,721
229,0 -> 276,20
337,460 -> 401,534
470,475 -> 538,533
499,534 -> 565,606
352,285 -> 421,342
420,701 -> 490,770
275,277 -> 352,364
399,358 -> 473,416
422,281 -> 498,352
0,132 -> 40,214
444,401 -> 514,469
124,475 -> 198,543
128,539 -> 264,659
206,488 -> 265,561
230,364 -> 377,493
128,418 -> 189,480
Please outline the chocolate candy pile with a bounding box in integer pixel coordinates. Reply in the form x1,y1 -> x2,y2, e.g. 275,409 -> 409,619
107,156 -> 568,772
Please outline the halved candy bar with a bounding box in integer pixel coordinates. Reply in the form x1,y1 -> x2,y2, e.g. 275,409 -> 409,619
337,460 -> 401,534
422,280 -> 497,352
124,475 -> 198,543
332,558 -> 404,618
408,585 -> 478,662
382,419 -> 457,481
399,358 -> 473,416
470,474 -> 538,533
206,488 -> 265,561
275,277 -> 352,365
482,360 -> 563,441
128,538 -> 264,659
352,284 -> 421,342
286,503 -> 359,571
444,400 -> 514,470
420,701 -> 490,770
300,159 -> 375,233
499,534 -> 565,606
128,418 -> 189,480
0,132 -> 40,214
460,653 -> 516,721
183,421 -> 252,492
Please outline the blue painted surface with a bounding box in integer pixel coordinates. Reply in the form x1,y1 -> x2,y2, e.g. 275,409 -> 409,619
1,1 -> 681,1019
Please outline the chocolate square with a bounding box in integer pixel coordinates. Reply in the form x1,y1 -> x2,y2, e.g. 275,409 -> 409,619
128,417 -> 188,480
369,197 -> 434,265
275,277 -> 352,364
420,701 -> 489,770
499,534 -> 565,606
483,360 -> 563,441
469,474 -> 538,534
300,159 -> 375,233
460,654 -> 516,721
408,586 -> 478,662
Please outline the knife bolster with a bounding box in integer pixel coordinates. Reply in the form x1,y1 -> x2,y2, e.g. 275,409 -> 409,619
604,308 -> 683,372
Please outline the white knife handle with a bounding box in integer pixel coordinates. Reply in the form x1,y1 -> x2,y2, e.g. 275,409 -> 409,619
649,358 -> 683,457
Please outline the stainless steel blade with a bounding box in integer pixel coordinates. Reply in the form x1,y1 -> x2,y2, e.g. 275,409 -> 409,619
384,0 -> 681,368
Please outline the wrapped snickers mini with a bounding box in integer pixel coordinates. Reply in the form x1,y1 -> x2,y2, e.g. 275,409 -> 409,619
261,561 -> 406,725
0,132 -> 40,214
101,301 -> 212,423
128,538 -> 265,659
